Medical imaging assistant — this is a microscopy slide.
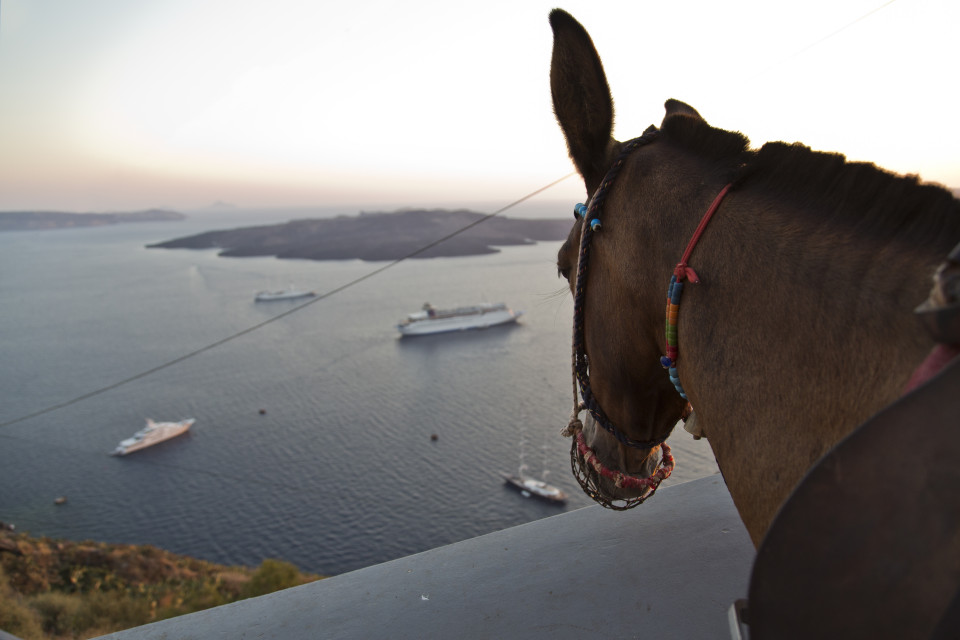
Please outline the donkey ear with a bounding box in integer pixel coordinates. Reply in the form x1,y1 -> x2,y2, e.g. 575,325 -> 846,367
549,9 -> 615,195
663,99 -> 706,123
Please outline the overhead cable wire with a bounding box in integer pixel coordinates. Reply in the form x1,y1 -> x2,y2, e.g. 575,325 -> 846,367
0,172 -> 577,431
745,0 -> 898,82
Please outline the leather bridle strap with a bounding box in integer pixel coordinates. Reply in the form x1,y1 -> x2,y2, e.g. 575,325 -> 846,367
674,183 -> 733,284
566,129 -> 664,449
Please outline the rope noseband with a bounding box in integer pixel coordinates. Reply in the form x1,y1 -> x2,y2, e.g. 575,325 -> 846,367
561,127 -> 732,510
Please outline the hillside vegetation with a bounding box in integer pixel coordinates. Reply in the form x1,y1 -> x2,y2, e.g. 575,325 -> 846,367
0,531 -> 321,639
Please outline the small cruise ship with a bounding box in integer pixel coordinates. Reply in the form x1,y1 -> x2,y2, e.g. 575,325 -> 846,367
111,418 -> 194,456
397,302 -> 522,337
254,286 -> 316,302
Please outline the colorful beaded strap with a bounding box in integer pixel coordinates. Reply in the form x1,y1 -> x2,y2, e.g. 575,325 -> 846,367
659,183 -> 733,398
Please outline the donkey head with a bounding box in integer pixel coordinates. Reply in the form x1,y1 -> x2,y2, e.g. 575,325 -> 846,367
551,9 -> 698,506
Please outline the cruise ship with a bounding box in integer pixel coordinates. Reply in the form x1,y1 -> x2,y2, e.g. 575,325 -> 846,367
111,418 -> 194,456
397,302 -> 522,336
254,286 -> 316,302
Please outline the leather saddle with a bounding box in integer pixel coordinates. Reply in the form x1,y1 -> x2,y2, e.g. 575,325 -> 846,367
746,243 -> 960,639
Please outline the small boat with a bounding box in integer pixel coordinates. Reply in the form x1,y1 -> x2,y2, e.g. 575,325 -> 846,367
503,474 -> 568,504
398,302 -> 523,336
111,418 -> 194,456
254,286 -> 316,302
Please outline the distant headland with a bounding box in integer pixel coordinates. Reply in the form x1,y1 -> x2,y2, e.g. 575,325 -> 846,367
0,209 -> 186,232
148,209 -> 573,261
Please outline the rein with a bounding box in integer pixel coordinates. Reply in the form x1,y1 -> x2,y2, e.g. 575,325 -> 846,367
561,127 -> 733,509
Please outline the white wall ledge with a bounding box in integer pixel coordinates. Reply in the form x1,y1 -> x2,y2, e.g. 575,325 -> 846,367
98,475 -> 753,639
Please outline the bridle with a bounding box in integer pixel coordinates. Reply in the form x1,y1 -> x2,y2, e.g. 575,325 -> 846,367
560,126 -> 733,509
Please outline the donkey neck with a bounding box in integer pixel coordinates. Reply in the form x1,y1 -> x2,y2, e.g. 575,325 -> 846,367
676,190 -> 944,546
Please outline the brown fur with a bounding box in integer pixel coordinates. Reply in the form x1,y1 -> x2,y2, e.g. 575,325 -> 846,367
550,9 -> 960,546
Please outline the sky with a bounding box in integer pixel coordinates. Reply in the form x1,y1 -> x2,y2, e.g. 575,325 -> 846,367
0,0 -> 957,212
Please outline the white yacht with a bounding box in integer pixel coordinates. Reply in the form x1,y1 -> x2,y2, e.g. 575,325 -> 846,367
112,418 -> 194,456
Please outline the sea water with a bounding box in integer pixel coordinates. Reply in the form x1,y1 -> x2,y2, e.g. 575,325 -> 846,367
0,201 -> 719,575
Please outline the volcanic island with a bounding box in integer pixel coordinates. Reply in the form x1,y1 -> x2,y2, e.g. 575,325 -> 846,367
147,209 -> 573,261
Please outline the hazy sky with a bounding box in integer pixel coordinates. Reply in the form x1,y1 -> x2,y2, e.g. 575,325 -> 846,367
1,0 -> 957,211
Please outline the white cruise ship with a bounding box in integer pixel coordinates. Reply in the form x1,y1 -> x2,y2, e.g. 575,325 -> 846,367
397,302 -> 523,336
254,286 -> 316,302
112,418 -> 194,456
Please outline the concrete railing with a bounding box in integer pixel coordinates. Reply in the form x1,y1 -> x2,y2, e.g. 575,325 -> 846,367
96,475 -> 752,639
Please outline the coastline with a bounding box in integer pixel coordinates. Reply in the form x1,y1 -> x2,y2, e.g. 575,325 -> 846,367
0,210 -> 185,232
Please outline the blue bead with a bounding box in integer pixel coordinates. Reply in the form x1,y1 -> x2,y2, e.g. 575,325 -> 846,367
659,356 -> 672,368
670,282 -> 683,303
590,219 -> 602,231
574,203 -> 588,219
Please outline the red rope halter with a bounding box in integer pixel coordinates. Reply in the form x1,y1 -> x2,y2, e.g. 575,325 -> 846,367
563,128 -> 732,510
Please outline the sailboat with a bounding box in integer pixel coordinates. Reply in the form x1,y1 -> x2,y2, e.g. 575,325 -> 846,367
503,441 -> 567,504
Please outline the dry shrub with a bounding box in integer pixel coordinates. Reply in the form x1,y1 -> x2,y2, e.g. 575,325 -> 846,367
241,559 -> 305,599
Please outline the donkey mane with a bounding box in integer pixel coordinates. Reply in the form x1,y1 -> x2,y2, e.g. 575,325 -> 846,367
742,142 -> 960,250
658,113 -> 960,251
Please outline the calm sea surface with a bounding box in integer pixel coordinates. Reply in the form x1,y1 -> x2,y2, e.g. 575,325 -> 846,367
0,201 -> 719,575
